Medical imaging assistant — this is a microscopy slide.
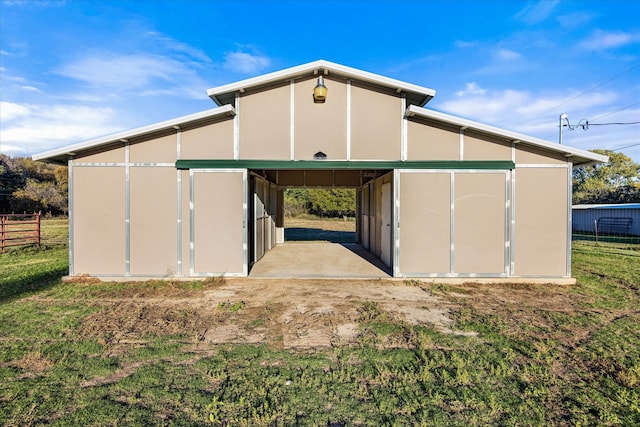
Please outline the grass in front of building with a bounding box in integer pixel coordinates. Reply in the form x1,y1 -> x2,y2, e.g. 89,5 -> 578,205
0,220 -> 639,425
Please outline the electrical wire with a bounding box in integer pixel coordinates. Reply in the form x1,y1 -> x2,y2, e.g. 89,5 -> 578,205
611,142 -> 640,151
521,62 -> 640,125
588,121 -> 640,126
589,102 -> 640,122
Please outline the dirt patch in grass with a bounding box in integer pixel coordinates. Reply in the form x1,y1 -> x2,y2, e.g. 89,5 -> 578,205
65,278 -> 605,354
69,279 -> 459,351
1,351 -> 54,379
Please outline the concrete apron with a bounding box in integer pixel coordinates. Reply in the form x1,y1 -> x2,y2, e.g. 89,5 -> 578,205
249,242 -> 392,278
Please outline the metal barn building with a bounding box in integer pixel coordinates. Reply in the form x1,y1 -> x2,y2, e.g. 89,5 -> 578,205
34,61 -> 607,283
573,204 -> 640,237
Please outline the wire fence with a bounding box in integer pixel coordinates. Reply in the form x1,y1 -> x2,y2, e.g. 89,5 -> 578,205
572,232 -> 640,245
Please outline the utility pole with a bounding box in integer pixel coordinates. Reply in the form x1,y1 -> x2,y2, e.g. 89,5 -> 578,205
559,113 -> 567,144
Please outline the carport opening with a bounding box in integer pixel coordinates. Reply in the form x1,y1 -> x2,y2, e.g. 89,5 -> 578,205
283,188 -> 357,243
247,168 -> 393,278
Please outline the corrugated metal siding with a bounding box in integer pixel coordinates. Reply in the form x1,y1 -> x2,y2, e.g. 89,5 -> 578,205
572,206 -> 640,236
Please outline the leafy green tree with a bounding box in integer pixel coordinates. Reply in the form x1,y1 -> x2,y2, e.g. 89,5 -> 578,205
284,188 -> 356,218
0,155 -> 27,212
0,154 -> 68,214
573,149 -> 640,204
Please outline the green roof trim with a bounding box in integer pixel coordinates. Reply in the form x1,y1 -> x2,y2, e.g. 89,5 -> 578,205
176,160 -> 515,170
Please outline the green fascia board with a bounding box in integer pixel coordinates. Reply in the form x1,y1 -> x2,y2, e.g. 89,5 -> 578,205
176,160 -> 515,170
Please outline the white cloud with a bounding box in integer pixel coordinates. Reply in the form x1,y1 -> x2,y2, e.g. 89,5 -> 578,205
580,29 -> 639,51
494,48 -> 521,62
455,82 -> 487,97
145,31 -> 212,64
0,101 -> 118,155
515,0 -> 560,25
2,0 -> 67,7
223,51 -> 271,74
436,86 -> 621,144
55,52 -> 208,99
556,12 -> 596,28
57,53 -> 183,89
0,101 -> 31,121
20,85 -> 42,93
454,40 -> 479,49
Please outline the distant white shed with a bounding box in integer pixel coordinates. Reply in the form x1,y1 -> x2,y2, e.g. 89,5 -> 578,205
572,204 -> 640,236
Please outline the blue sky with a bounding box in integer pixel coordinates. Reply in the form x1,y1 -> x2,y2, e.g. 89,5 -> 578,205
1,0 -> 639,161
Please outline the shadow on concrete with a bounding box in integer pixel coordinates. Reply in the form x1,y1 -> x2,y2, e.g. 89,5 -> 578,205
340,242 -> 392,276
285,227 -> 356,243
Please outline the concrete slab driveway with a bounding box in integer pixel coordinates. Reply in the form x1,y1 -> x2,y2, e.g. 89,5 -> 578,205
249,241 -> 391,278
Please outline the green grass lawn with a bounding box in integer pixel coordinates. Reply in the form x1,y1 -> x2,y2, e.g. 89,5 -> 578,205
1,220 -> 639,426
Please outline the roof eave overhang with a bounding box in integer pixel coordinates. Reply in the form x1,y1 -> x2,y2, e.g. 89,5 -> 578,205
207,60 -> 436,107
33,105 -> 236,165
405,105 -> 609,166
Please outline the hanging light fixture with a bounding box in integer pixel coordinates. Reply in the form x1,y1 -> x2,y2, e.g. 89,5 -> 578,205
313,75 -> 328,103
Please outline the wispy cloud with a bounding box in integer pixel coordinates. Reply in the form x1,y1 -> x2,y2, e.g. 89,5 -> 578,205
0,101 -> 31,121
455,82 -> 487,97
223,51 -> 271,74
494,48 -> 522,62
1,0 -> 67,7
57,53 -> 186,89
556,12 -> 596,28
579,29 -> 640,51
0,101 -> 117,155
437,85 -> 618,140
144,31 -> 212,64
515,0 -> 560,25
55,52 -> 208,99
454,40 -> 479,49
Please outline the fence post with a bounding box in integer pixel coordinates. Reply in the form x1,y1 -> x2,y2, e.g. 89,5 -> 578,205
1,215 -> 5,254
594,219 -> 599,245
36,211 -> 41,249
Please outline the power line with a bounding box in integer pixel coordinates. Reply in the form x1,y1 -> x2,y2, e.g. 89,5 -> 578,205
612,142 -> 640,151
590,101 -> 640,122
588,121 -> 640,126
513,62 -> 640,133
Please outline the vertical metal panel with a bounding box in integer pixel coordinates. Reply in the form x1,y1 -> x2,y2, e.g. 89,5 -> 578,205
393,169 -> 401,277
510,169 -> 516,275
454,172 -> 507,274
68,160 -> 74,276
346,79 -> 351,161
176,129 -> 182,276
459,129 -> 464,160
124,143 -> 130,276
191,169 -> 246,276
189,169 -> 195,275
290,79 -> 295,160
243,169 -> 248,276
176,169 -> 182,275
234,92 -> 240,160
401,94 -> 407,161
450,172 -> 455,274
504,171 -> 511,275
566,163 -> 572,278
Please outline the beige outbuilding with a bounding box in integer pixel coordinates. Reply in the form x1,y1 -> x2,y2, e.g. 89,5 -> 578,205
35,60 -> 607,282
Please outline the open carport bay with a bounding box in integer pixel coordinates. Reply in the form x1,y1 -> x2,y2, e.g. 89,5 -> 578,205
249,241 -> 391,278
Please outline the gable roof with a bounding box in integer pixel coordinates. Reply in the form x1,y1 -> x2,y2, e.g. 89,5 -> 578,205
207,59 -> 436,108
405,106 -> 609,166
32,105 -> 236,165
33,60 -> 607,167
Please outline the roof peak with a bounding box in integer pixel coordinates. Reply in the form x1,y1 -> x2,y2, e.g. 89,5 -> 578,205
206,60 -> 436,107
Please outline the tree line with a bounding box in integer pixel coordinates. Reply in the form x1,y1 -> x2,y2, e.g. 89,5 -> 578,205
0,150 -> 637,216
572,150 -> 639,204
0,154 -> 68,215
284,188 -> 356,218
